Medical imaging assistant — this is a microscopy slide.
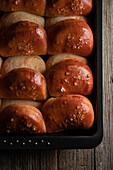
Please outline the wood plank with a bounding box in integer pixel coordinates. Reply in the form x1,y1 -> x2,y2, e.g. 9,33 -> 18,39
57,150 -> 76,170
0,150 -> 41,170
40,150 -> 57,170
76,150 -> 94,170
58,149 -> 94,170
95,0 -> 113,169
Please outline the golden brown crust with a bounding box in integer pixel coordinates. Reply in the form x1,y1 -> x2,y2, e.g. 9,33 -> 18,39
47,19 -> 94,57
0,21 -> 47,57
46,59 -> 93,97
0,68 -> 48,101
42,95 -> 94,133
46,0 -> 93,17
0,0 -> 46,16
0,104 -> 46,134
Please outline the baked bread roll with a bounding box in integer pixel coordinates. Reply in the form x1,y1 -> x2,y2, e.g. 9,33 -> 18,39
0,12 -> 45,30
0,99 -> 43,111
46,53 -> 88,71
0,104 -> 46,133
1,56 -> 46,76
0,68 -> 47,101
46,0 -> 93,17
47,18 -> 94,56
0,21 -> 47,57
46,57 -> 93,97
0,0 -> 46,16
42,95 -> 94,133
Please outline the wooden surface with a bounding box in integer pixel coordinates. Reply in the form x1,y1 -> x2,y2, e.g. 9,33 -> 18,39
0,0 -> 112,169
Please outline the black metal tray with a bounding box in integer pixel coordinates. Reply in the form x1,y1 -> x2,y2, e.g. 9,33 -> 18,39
0,0 -> 103,149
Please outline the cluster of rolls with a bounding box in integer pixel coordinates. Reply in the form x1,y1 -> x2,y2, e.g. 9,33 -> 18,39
0,0 -> 95,134
0,0 -> 93,16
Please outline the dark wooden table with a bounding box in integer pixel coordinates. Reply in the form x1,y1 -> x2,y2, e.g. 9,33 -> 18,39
0,0 -> 112,169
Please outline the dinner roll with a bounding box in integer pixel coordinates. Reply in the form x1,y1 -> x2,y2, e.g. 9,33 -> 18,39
46,0 -> 93,17
0,104 -> 46,133
46,57 -> 93,97
47,18 -> 94,56
0,21 -> 47,57
1,56 -> 46,76
0,68 -> 48,101
0,0 -> 46,16
42,95 -> 94,133
0,12 -> 45,30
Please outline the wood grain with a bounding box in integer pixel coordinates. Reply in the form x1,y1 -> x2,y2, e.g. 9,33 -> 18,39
0,150 -> 41,170
76,150 -> 94,170
57,149 -> 94,170
41,150 -> 57,170
95,0 -> 113,170
57,150 -> 76,170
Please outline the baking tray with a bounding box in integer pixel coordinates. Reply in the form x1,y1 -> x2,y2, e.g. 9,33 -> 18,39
0,0 -> 103,149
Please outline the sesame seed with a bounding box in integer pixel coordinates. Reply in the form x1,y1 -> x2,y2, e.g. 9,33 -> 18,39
64,79 -> 68,83
65,72 -> 69,76
73,45 -> 77,49
77,46 -> 80,49
11,118 -> 14,122
87,74 -> 90,78
32,126 -> 36,131
22,86 -> 26,90
67,33 -> 71,40
61,87 -> 66,92
80,4 -> 83,9
15,0 -> 20,5
74,82 -> 78,86
77,106 -> 80,109
70,118 -> 74,121
27,123 -> 32,128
